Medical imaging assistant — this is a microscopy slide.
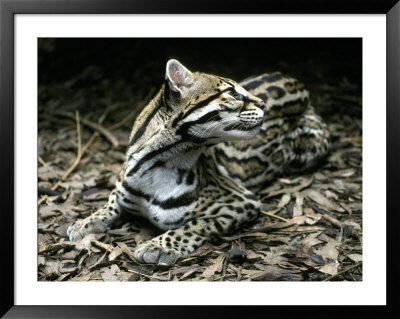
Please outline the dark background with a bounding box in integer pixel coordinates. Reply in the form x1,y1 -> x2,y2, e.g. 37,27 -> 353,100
38,38 -> 362,119
39,38 -> 362,84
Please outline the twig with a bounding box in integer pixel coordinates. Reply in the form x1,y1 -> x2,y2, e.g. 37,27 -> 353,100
39,241 -> 77,254
125,268 -> 168,281
38,156 -> 47,166
56,111 -> 119,148
107,109 -> 138,132
38,195 -> 48,206
237,266 -> 242,281
322,213 -> 343,229
323,262 -> 362,281
81,132 -> 99,154
79,117 -> 119,148
61,111 -> 82,180
261,210 -> 289,223
220,253 -> 229,281
55,113 -> 98,183
91,239 -> 114,253
38,94 -> 148,206
88,251 -> 110,271
38,112 -> 105,206
40,94 -> 152,203
251,221 -> 295,233
39,111 -> 82,205
116,242 -> 139,264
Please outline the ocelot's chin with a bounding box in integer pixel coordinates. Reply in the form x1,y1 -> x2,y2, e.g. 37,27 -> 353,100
240,126 -> 262,139
224,125 -> 262,140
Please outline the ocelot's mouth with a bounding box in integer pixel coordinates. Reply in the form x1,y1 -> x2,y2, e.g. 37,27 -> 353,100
223,121 -> 262,132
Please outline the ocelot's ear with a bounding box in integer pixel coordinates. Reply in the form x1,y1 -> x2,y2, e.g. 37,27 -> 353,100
165,59 -> 195,98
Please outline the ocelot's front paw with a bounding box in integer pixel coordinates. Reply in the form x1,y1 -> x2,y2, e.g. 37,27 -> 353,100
134,240 -> 184,266
67,217 -> 109,241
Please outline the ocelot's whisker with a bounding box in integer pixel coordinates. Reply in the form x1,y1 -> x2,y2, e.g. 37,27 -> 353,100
192,114 -> 222,141
201,118 -> 237,139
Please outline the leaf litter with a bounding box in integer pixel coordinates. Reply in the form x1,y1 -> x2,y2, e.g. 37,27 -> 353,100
38,66 -> 362,282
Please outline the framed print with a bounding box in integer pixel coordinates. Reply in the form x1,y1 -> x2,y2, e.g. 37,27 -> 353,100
1,0 -> 399,318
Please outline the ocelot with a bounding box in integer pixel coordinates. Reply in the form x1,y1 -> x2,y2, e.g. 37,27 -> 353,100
67,59 -> 330,265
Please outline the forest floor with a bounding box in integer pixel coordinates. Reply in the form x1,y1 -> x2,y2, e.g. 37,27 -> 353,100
38,70 -> 362,282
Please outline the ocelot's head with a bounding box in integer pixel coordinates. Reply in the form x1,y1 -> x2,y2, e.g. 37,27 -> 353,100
164,59 -> 266,144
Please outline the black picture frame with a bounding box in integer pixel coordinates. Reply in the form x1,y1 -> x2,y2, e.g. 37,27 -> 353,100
1,0 -> 398,318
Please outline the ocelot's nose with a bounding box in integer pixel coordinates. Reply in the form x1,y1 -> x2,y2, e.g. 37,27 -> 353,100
256,100 -> 266,110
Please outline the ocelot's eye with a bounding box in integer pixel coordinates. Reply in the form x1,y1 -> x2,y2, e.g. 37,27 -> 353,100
227,89 -> 243,101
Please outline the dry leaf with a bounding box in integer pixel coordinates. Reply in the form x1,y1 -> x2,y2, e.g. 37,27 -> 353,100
201,255 -> 225,278
41,261 -> 60,277
278,194 -> 291,208
59,260 -> 78,274
38,165 -> 64,181
246,250 -> 264,262
169,265 -> 198,276
39,204 -> 63,219
38,256 -> 46,267
263,250 -> 288,265
291,210 -> 321,225
301,232 -> 323,247
324,190 -> 339,200
303,189 -> 345,212
347,254 -> 362,262
250,266 -> 303,281
100,264 -> 121,281
319,261 -> 339,276
314,240 -> 339,260
260,175 -> 314,198
179,267 -> 200,280
109,246 -> 123,261
293,195 -> 303,217
328,168 -> 356,178
91,239 -> 113,253
37,60 -> 363,283
116,242 -> 137,263
69,273 -> 92,282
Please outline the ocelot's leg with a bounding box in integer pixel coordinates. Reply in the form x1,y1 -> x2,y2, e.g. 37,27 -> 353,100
67,189 -> 121,241
134,177 -> 261,265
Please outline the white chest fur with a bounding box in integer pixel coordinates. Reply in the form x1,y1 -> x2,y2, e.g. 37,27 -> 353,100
118,147 -> 202,230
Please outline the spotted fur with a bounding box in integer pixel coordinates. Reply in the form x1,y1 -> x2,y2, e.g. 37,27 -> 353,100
211,72 -> 330,192
67,60 -> 330,265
